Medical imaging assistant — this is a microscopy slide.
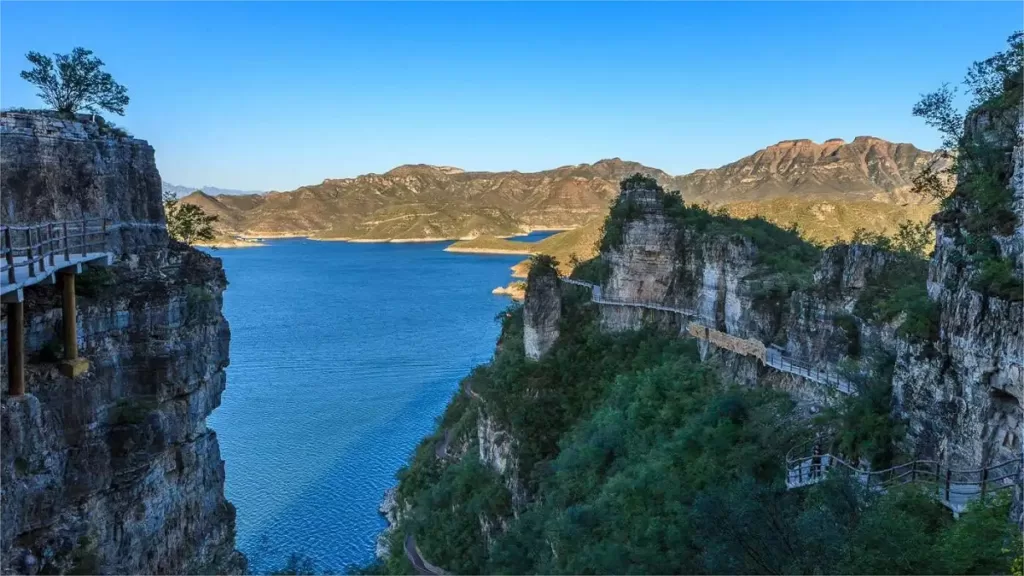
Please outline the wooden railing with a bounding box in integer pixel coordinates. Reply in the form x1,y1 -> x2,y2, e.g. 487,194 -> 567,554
785,439 -> 1022,511
1,219 -> 109,285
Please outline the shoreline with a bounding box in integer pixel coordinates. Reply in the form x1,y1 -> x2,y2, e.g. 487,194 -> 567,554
444,246 -> 534,255
196,240 -> 267,249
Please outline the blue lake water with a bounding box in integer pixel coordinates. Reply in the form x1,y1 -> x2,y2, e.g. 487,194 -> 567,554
205,237 -> 547,573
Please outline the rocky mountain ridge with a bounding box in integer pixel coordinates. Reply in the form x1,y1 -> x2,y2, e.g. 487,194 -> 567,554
182,137 -> 944,243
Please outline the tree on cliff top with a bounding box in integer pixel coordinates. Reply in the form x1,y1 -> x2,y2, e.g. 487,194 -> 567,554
20,47 -> 130,116
164,192 -> 219,246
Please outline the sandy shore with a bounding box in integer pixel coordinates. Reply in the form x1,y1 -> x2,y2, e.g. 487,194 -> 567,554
196,239 -> 267,248
312,237 -> 455,243
492,282 -> 526,301
445,246 -> 534,255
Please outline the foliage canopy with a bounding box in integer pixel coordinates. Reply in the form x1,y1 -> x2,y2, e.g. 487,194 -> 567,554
20,48 -> 129,116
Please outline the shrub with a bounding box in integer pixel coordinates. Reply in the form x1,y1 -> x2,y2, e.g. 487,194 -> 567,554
75,266 -> 114,298
972,256 -> 1023,301
111,397 -> 157,426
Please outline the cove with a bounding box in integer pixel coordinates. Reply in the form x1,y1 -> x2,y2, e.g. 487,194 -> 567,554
204,236 -> 553,573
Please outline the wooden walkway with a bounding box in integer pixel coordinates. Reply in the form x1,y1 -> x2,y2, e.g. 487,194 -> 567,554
560,278 -> 854,395
1,219 -> 113,301
785,441 -> 1022,513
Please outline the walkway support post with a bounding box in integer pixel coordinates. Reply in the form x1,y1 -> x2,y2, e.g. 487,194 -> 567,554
7,301 -> 25,395
58,271 -> 89,378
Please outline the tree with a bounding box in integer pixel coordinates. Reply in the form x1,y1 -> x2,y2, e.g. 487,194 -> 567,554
20,47 -> 129,116
164,191 -> 219,246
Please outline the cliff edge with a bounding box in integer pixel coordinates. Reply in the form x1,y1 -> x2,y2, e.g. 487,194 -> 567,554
0,112 -> 245,575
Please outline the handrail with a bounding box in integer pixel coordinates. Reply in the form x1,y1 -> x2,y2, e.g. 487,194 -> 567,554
784,437 -> 1022,511
0,218 -> 110,285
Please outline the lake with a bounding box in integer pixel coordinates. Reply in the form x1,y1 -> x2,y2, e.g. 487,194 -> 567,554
205,233 -> 554,573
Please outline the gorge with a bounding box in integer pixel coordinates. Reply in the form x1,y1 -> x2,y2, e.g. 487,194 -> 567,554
0,28 -> 1021,576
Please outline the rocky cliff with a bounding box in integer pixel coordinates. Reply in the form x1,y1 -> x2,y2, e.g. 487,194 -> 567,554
0,112 -> 245,575
523,261 -> 561,360
891,104 -> 1023,470
592,132 -> 1020,464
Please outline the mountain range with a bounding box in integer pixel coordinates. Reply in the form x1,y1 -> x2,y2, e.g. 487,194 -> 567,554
162,183 -> 264,199
179,136 -> 945,245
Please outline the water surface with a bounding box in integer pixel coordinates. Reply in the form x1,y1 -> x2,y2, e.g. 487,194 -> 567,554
206,239 -> 526,572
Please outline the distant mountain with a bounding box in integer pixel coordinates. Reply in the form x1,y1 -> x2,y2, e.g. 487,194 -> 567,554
179,137 -> 945,242
671,136 -> 945,206
162,182 -> 263,198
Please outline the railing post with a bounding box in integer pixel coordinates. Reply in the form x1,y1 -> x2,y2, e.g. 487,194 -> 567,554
945,468 -> 952,502
63,221 -> 70,261
4,227 -> 15,285
48,223 -> 56,267
38,226 -> 46,273
980,468 -> 988,499
80,219 -> 87,256
910,461 -> 916,483
102,218 -> 108,252
26,229 -> 35,277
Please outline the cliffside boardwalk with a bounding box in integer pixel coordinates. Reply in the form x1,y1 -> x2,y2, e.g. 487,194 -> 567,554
560,277 -> 853,394
785,441 -> 1022,514
1,218 -> 113,390
560,276 -> 1022,513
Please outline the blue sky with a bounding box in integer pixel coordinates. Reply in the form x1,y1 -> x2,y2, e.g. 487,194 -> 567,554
1,2 -> 1020,192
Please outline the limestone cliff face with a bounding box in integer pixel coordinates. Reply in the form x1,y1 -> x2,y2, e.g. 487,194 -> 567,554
891,107 -> 1023,470
0,112 -> 168,254
599,187 -> 684,333
596,138 -> 1021,469
523,264 -> 561,360
0,113 -> 244,575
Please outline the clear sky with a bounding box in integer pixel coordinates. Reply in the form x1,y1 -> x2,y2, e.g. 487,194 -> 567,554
1,2 -> 1020,192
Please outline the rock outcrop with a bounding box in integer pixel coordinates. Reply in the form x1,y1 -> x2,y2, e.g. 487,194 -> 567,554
891,106 -> 1023,470
0,112 -> 245,575
523,262 -> 561,360
0,112 -> 168,254
592,107 -> 1022,475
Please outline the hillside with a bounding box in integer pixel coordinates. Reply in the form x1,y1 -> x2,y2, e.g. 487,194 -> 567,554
180,138 -> 944,243
673,136 -> 945,205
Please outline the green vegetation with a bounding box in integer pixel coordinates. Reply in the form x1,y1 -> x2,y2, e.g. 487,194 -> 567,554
20,47 -> 129,116
75,266 -> 115,298
913,31 -> 1022,300
111,397 -> 158,426
816,354 -> 905,469
364,289 -> 1019,575
851,224 -> 939,342
165,191 -> 219,246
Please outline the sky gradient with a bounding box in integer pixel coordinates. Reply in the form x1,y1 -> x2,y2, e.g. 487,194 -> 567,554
2,2 -> 1020,192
